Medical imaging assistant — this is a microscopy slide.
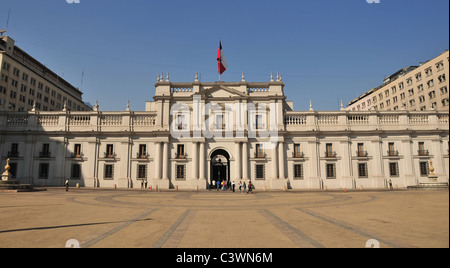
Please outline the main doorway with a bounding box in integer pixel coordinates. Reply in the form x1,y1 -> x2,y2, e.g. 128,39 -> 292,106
210,149 -> 230,189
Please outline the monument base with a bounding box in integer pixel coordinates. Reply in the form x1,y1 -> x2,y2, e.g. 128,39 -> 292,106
407,175 -> 449,191
0,180 -> 46,192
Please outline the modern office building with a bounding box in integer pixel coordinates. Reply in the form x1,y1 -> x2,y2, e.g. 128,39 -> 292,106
1,74 -> 448,190
0,35 -> 91,112
347,50 -> 449,112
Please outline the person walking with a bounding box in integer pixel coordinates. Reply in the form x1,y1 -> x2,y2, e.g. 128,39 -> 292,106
232,181 -> 235,193
239,181 -> 242,193
65,179 -> 70,192
217,180 -> 220,191
212,180 -> 216,190
242,182 -> 247,194
248,181 -> 253,194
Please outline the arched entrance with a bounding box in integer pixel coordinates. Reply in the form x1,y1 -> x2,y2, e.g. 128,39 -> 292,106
210,149 -> 230,189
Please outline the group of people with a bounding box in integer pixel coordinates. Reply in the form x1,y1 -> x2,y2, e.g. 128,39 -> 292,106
211,180 -> 254,194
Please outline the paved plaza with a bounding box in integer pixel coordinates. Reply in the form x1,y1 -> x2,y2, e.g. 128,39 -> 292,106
0,188 -> 448,248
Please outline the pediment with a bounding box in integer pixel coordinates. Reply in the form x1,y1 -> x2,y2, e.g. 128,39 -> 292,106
201,85 -> 248,99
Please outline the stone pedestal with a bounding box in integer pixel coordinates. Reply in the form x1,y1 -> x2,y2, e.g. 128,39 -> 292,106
0,159 -> 44,192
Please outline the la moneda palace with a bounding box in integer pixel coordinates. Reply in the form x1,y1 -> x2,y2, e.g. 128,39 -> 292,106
1,35 -> 449,190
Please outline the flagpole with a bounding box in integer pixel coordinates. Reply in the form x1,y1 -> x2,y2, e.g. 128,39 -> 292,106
218,39 -> 221,81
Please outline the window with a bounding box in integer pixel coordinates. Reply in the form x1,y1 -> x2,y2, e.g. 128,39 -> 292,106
325,143 -> 335,157
40,144 -> 50,158
106,144 -> 114,158
388,143 -> 398,156
8,143 -> 19,157
176,165 -> 185,180
357,143 -> 367,157
38,163 -> 49,179
255,114 -> 264,129
74,144 -> 82,158
389,162 -> 399,177
428,90 -> 436,100
427,79 -> 434,88
293,164 -> 303,180
139,144 -> 147,158
326,163 -> 336,179
418,142 -> 428,156
417,84 -> 424,92
138,164 -> 147,179
425,68 -> 433,77
215,114 -> 224,129
9,162 -> 17,179
438,74 -> 446,83
415,73 -> 422,82
255,164 -> 265,179
441,86 -> 448,95
177,144 -> 185,158
419,162 -> 429,177
406,78 -> 413,86
71,164 -> 81,179
177,114 -> 186,130
436,61 -> 444,71
294,144 -> 302,158
255,144 -> 264,158
104,164 -> 114,179
358,163 -> 368,178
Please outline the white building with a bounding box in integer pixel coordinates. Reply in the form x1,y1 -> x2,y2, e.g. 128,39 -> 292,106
1,74 -> 449,190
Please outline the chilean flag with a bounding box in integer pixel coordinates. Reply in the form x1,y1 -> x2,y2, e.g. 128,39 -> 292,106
217,41 -> 228,75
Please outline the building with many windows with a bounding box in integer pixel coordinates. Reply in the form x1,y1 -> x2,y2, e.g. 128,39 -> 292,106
1,74 -> 448,190
0,35 -> 91,112
347,50 -> 449,112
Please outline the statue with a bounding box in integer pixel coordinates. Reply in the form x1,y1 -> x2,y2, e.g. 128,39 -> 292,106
2,158 -> 11,181
428,159 -> 438,182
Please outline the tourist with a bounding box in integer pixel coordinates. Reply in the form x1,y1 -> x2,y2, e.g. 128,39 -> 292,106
65,179 -> 70,192
212,180 -> 215,190
232,181 -> 235,192
248,181 -> 253,194
239,181 -> 242,193
216,180 -> 220,191
243,182 -> 247,194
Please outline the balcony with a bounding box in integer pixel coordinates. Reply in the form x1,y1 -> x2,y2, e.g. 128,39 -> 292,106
292,152 -> 305,158
175,153 -> 188,159
71,152 -> 84,158
356,151 -> 368,158
254,152 -> 267,159
104,152 -> 117,159
7,151 -> 19,158
418,150 -> 429,156
387,150 -> 399,157
325,151 -> 337,158
137,153 -> 149,159
39,151 -> 51,158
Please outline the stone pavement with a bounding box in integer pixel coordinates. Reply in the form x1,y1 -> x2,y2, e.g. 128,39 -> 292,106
0,188 -> 448,248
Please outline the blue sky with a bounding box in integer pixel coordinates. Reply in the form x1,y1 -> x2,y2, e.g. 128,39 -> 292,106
0,0 -> 448,111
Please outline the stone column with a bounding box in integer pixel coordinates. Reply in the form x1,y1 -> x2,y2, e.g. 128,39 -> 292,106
192,142 -> 199,180
278,141 -> 285,179
154,142 -> 162,180
242,142 -> 249,180
162,142 -> 169,180
199,142 -> 206,180
272,142 -> 279,180
235,142 -> 242,180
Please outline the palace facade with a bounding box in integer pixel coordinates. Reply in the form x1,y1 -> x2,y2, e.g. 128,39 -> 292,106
1,74 -> 449,190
